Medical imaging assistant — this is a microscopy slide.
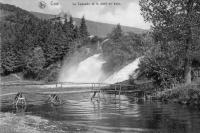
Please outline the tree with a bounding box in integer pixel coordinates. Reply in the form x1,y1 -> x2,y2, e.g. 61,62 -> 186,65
79,16 -> 89,39
0,22 -> 24,73
73,25 -> 80,39
24,47 -> 45,79
108,24 -> 123,41
140,0 -> 200,84
102,25 -> 144,74
69,16 -> 74,30
63,16 -> 75,42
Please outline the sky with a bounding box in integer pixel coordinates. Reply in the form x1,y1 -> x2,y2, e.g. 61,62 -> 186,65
0,0 -> 151,29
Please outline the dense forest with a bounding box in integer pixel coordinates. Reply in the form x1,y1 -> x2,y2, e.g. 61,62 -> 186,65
0,3 -> 91,81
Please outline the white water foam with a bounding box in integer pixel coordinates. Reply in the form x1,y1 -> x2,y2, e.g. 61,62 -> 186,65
59,54 -> 106,83
104,57 -> 140,84
59,54 -> 140,85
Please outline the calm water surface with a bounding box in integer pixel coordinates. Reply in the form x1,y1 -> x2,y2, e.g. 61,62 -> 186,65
1,88 -> 200,133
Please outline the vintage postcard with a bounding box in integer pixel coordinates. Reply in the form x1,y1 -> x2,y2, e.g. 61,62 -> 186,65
0,0 -> 200,133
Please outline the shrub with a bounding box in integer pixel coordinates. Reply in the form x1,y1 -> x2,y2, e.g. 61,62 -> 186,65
138,42 -> 185,89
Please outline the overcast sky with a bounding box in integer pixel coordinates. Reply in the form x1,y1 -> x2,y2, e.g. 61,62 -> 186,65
0,0 -> 151,29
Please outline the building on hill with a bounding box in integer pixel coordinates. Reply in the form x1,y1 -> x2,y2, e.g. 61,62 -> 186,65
50,11 -> 66,24
50,11 -> 76,25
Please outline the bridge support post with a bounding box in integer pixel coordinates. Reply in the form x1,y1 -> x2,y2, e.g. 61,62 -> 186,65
119,84 -> 121,100
92,83 -> 95,90
98,83 -> 101,102
91,83 -> 97,101
115,85 -> 116,98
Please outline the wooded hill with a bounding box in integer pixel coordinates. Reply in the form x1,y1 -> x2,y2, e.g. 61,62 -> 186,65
0,3 -> 91,81
32,11 -> 147,38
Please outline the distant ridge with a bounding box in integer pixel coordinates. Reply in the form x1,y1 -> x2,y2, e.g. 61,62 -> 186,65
31,11 -> 148,37
0,2 -> 148,37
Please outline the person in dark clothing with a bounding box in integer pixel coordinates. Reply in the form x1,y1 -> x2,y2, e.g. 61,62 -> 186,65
48,94 -> 61,104
14,92 -> 26,106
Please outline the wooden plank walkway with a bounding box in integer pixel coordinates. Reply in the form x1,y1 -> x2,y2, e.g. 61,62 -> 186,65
0,81 -> 137,87
0,81 -> 127,91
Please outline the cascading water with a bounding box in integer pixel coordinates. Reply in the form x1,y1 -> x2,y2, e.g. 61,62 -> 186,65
59,54 -> 106,83
58,54 -> 141,84
104,58 -> 140,84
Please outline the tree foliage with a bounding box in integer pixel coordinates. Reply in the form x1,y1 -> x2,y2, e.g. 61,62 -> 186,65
0,3 -> 89,80
139,0 -> 200,86
108,24 -> 123,41
79,16 -> 89,39
24,47 -> 45,79
102,24 -> 146,74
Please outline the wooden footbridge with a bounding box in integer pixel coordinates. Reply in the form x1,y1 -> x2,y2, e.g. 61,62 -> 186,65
0,81 -> 152,106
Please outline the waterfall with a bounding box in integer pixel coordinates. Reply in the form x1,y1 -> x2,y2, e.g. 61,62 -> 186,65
58,54 -> 140,84
104,58 -> 140,84
59,54 -> 106,83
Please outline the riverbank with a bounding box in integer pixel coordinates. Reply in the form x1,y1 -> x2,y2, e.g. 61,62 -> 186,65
102,79 -> 200,109
157,84 -> 200,107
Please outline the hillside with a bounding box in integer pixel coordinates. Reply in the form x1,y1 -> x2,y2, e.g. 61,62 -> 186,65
32,11 -> 148,37
0,2 -> 147,37
0,3 -> 38,22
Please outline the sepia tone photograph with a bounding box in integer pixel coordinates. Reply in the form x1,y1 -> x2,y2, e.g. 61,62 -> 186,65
0,0 -> 200,132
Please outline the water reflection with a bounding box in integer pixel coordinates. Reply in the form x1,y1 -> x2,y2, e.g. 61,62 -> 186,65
1,92 -> 200,133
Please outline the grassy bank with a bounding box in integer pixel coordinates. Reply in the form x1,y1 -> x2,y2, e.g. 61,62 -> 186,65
158,83 -> 200,106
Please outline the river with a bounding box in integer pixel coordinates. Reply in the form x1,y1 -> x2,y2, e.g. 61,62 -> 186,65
1,88 -> 200,133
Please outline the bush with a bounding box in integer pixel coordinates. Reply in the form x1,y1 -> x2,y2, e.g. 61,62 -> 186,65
160,84 -> 200,103
36,63 -> 60,82
137,42 -> 185,89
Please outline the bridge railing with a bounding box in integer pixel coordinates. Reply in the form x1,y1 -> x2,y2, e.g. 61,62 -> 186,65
0,81 -> 136,87
1,81 -> 148,99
